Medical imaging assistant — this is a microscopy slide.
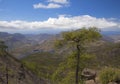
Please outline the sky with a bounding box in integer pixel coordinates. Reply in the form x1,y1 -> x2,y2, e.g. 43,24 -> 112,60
0,0 -> 120,34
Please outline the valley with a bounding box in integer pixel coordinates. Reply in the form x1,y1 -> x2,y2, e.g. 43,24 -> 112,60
1,31 -> 120,59
0,30 -> 120,84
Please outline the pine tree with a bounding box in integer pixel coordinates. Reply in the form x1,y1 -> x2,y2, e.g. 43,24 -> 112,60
53,27 -> 101,84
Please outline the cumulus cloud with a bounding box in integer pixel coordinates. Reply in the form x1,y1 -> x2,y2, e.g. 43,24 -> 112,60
33,3 -> 62,9
33,0 -> 69,9
0,15 -> 119,31
47,0 -> 69,4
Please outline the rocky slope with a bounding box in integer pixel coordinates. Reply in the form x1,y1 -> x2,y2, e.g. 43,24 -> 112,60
0,43 -> 47,84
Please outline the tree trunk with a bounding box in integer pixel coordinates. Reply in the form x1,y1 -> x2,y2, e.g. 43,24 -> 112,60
75,45 -> 80,84
6,66 -> 8,84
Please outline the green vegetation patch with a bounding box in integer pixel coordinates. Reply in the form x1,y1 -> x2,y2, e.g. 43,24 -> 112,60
99,67 -> 120,84
22,52 -> 63,80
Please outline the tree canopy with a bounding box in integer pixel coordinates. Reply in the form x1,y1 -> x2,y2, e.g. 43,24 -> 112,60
53,27 -> 102,84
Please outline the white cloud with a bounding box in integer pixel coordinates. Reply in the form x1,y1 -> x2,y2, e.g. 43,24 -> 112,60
33,3 -> 62,9
47,0 -> 69,4
33,0 -> 69,9
0,15 -> 119,31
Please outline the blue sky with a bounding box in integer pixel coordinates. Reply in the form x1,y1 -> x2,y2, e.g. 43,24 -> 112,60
0,0 -> 120,34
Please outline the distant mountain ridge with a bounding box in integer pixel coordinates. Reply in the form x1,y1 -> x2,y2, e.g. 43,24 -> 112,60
101,31 -> 120,35
0,32 -> 54,58
101,31 -> 120,43
0,31 -> 120,58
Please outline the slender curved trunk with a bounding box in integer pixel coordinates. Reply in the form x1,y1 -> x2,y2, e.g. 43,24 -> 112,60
75,44 -> 80,84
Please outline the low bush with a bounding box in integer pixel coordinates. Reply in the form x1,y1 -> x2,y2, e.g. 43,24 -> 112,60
99,67 -> 120,84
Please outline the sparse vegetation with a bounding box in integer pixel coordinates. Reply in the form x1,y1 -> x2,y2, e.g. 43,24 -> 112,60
22,52 -> 63,80
0,29 -> 120,84
0,41 -> 44,84
99,67 -> 120,84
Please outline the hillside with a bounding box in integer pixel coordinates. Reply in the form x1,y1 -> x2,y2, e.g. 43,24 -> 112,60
22,52 -> 63,83
1,31 -> 120,59
87,42 -> 120,68
0,32 -> 54,58
0,42 -> 47,84
22,41 -> 120,84
1,30 -> 120,84
108,35 -> 120,43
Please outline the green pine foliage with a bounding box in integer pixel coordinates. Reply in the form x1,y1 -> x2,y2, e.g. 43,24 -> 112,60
53,27 -> 101,84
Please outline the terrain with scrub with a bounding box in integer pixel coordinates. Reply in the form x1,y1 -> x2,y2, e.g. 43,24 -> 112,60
0,29 -> 120,84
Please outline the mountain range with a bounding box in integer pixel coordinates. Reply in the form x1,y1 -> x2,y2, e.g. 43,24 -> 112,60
0,31 -> 120,58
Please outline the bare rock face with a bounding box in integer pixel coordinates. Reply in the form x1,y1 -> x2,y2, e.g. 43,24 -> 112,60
81,69 -> 97,84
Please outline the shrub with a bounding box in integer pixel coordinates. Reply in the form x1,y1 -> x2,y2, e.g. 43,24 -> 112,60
99,67 -> 120,84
